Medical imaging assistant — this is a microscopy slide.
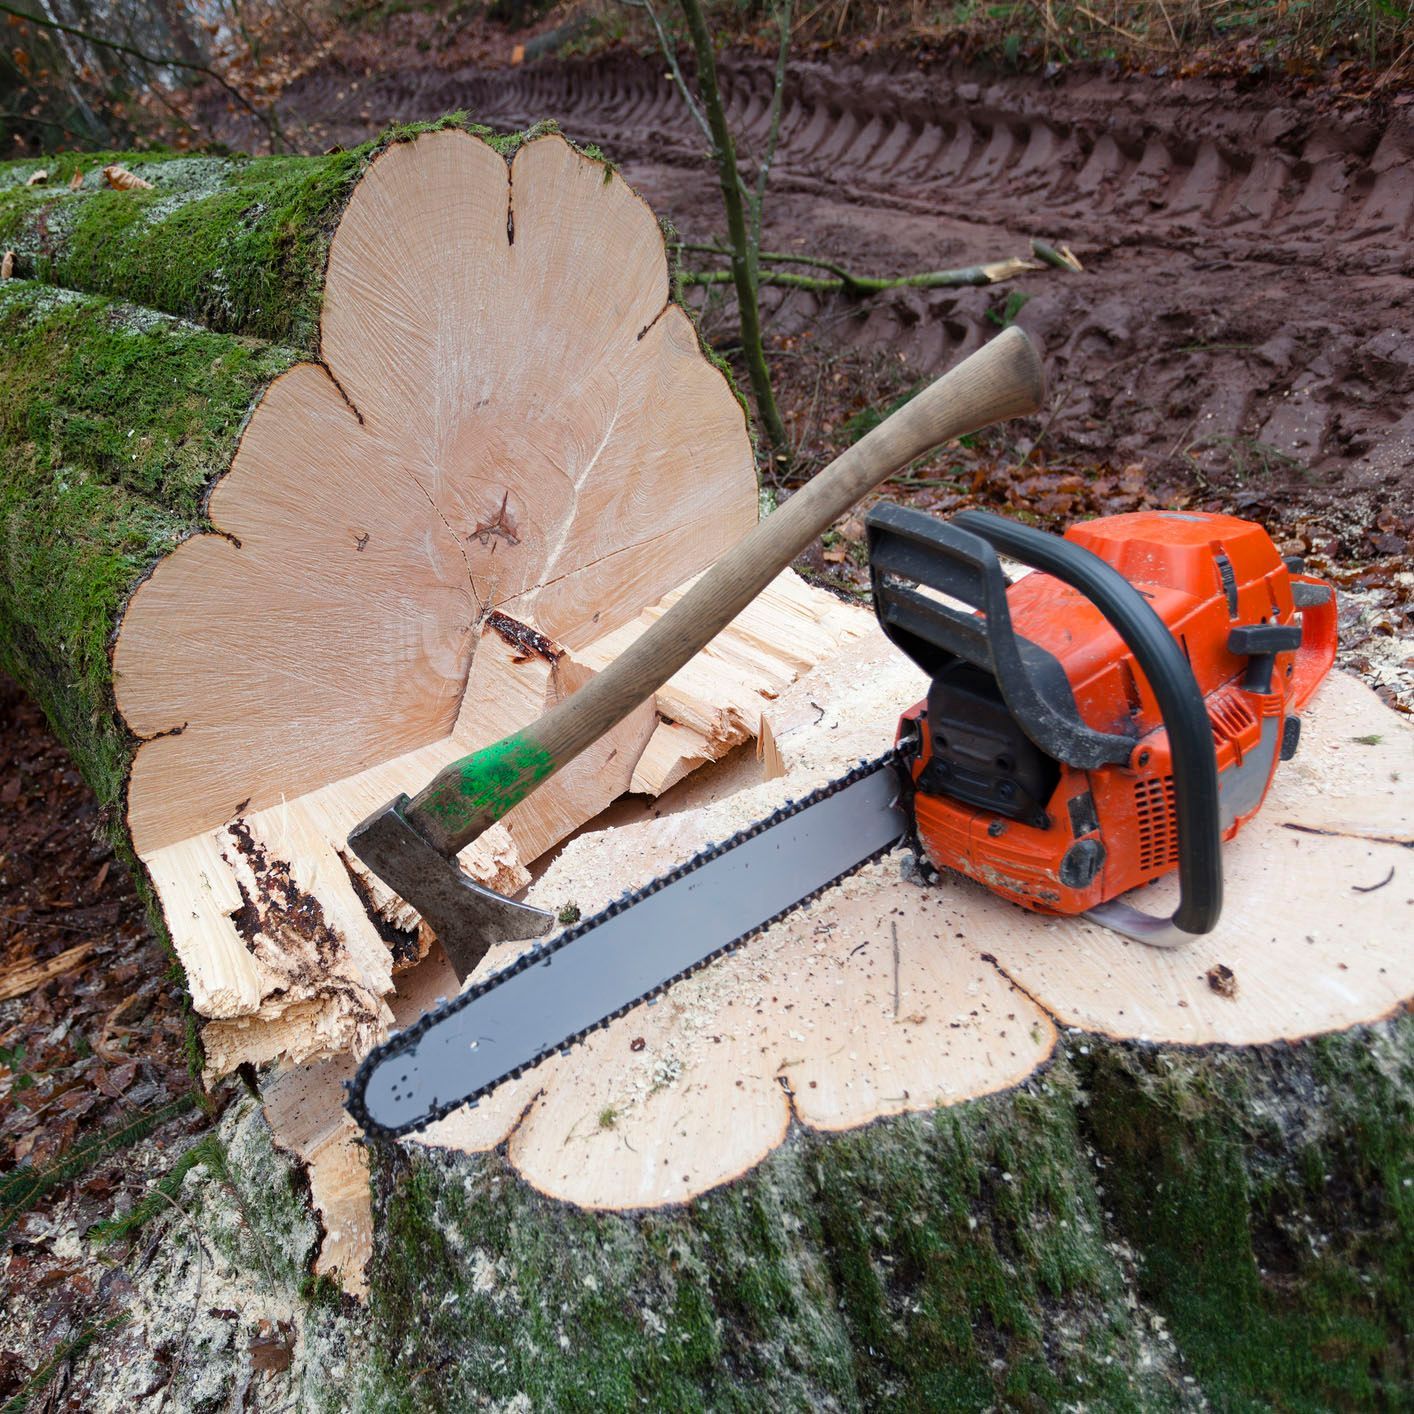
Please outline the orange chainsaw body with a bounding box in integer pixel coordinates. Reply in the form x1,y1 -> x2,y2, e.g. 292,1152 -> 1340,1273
884,510 -> 1337,918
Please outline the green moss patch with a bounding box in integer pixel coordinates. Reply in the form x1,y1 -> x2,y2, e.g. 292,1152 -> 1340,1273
0,149 -> 366,351
1083,1020 -> 1414,1410
0,280 -> 295,825
346,1019 -> 1412,1410
358,1064 -> 1176,1411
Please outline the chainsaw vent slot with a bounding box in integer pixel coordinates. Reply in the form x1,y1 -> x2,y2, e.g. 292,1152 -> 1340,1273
1134,775 -> 1179,873
1208,690 -> 1257,745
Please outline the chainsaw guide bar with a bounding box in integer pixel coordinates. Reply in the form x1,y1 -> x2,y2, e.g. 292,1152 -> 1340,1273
347,753 -> 910,1139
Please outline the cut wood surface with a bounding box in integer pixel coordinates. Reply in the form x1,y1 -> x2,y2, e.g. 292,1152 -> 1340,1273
268,610 -> 1412,1289
3,124 -> 913,1080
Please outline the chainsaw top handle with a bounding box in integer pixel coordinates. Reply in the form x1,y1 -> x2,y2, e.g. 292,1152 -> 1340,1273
869,505 -> 1222,942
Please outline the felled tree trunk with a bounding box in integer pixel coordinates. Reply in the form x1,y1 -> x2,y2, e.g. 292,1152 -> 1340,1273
0,123 -> 890,1086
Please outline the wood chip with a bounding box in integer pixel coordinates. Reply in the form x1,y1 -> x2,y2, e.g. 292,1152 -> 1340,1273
68,169 -> 84,191
0,942 -> 95,1003
1206,964 -> 1238,998
0,250 -> 12,282
25,169 -> 47,186
102,164 -> 154,192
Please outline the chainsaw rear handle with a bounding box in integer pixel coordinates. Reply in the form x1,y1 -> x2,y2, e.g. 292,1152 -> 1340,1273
949,509 -> 1224,942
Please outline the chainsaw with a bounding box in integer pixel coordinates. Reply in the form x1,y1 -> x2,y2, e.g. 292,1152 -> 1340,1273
345,498 -> 1336,1138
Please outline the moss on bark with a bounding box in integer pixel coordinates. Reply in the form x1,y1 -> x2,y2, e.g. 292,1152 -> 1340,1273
0,118 -> 607,354
334,1016 -> 1411,1411
0,279 -> 294,827
49,1020 -> 1410,1410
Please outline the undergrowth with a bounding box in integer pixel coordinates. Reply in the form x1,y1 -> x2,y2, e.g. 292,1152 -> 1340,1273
568,0 -> 1411,78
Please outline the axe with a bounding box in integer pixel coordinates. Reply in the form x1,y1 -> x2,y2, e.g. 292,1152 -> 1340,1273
349,327 -> 1045,979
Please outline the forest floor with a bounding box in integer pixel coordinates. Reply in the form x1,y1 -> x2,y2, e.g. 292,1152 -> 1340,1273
3,17 -> 1413,1408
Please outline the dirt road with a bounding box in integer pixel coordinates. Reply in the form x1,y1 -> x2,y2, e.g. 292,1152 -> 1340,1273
273,52 -> 1412,550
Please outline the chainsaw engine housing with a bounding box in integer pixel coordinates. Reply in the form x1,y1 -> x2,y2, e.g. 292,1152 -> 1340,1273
869,507 -> 1337,919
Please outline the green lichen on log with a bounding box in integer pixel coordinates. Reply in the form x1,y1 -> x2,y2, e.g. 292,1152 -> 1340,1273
0,279 -> 295,825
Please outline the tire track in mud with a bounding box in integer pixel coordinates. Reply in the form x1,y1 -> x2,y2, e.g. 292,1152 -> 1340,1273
281,55 -> 1413,532
383,55 -> 1412,265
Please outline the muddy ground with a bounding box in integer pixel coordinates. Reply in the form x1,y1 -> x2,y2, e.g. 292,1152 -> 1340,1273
3,38 -> 1412,1408
266,53 -> 1414,551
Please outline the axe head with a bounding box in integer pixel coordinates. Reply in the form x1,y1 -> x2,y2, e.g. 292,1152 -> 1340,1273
347,794 -> 552,982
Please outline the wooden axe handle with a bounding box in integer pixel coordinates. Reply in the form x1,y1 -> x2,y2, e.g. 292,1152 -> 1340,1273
403,326 -> 1044,856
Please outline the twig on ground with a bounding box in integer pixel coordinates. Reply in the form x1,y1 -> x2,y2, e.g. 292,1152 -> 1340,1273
683,256 -> 1038,293
1031,238 -> 1083,273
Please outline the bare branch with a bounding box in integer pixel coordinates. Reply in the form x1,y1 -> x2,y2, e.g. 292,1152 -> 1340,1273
750,0 -> 793,259
674,0 -> 790,458
619,0 -> 715,151
682,257 -> 1039,293
0,109 -> 90,142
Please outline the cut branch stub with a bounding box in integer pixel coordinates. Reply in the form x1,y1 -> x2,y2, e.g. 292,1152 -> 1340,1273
112,129 -> 755,857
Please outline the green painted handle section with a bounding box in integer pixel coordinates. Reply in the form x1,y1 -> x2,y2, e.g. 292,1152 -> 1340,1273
410,732 -> 555,842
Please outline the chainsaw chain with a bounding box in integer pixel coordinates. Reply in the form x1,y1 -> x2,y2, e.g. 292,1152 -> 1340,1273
346,750 -> 907,1140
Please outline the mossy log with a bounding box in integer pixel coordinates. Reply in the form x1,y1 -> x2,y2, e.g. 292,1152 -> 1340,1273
3,121 -> 862,1083
5,126 -> 1412,1403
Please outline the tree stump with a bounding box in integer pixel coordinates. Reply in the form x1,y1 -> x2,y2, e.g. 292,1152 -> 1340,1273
4,126 -> 1412,1406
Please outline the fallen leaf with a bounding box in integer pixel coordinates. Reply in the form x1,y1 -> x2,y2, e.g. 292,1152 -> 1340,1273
102,164 -> 154,192
25,169 -> 47,186
1,251 -> 12,282
248,1324 -> 294,1373
68,169 -> 84,191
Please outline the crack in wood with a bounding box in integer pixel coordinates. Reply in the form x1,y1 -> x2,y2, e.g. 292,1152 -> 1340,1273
318,359 -> 364,425
975,948 -> 1062,1035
